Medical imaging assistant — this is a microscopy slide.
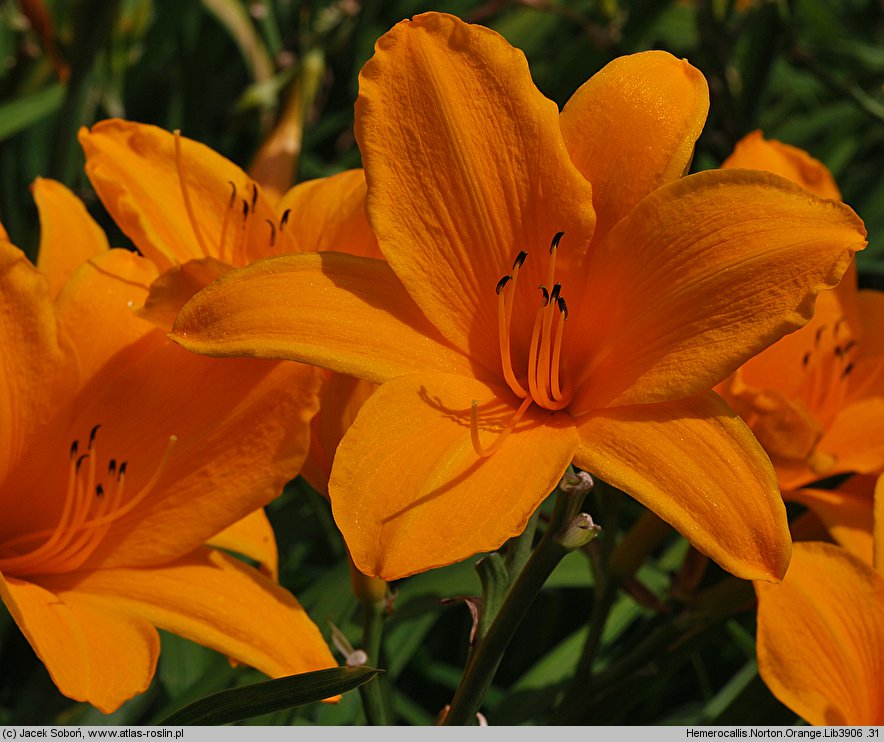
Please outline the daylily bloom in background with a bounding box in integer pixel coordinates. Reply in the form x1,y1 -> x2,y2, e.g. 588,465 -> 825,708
79,119 -> 379,497
171,13 -> 866,581
0,179 -> 335,713
754,476 -> 884,725
717,133 -> 884,491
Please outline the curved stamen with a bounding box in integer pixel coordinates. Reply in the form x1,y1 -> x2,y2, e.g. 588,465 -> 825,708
470,396 -> 533,458
174,130 -> 212,258
218,181 -> 237,263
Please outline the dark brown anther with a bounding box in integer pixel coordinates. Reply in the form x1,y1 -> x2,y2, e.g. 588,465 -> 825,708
241,198 -> 250,221
550,231 -> 565,252
70,440 -> 79,458
280,208 -> 291,229
76,454 -> 89,473
96,484 -> 104,498
843,362 -> 855,377
844,339 -> 857,354
539,285 -> 550,306
227,181 -> 237,208
557,296 -> 568,320
496,275 -> 512,294
815,326 -> 827,347
513,251 -> 528,270
802,351 -> 811,367
250,182 -> 258,211
550,283 -> 562,302
118,461 -> 128,479
266,219 -> 276,247
89,424 -> 101,449
835,345 -> 844,359
108,459 -> 116,475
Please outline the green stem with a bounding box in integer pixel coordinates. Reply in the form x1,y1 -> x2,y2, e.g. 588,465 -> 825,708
443,491 -> 575,725
357,598 -> 387,725
504,508 -> 540,586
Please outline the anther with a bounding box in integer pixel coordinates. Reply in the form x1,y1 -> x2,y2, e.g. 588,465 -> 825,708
76,454 -> 89,473
96,484 -> 104,498
539,286 -> 550,306
843,362 -> 854,377
89,424 -> 101,449
550,283 -> 561,302
227,181 -> 237,207
557,296 -> 568,320
266,219 -> 276,247
496,275 -> 512,295
802,351 -> 811,367
118,461 -> 128,479
250,183 -> 258,212
280,208 -> 291,229
70,440 -> 79,458
108,459 -> 116,475
844,339 -> 857,353
241,198 -> 250,220
550,231 -> 565,252
512,251 -> 527,270
815,326 -> 826,346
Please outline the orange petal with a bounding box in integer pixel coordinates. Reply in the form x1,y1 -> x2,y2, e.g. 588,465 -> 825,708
137,256 -> 232,329
817,397 -> 884,478
40,548 -> 336,683
787,484 -> 874,565
275,169 -> 380,258
207,508 -> 279,579
755,542 -> 884,725
301,373 -> 378,497
171,251 -> 476,383
874,474 -> 884,574
0,242 -> 74,489
355,12 -> 595,366
0,571 -> 158,713
329,372 -> 578,579
32,178 -> 109,299
569,169 -> 866,413
722,130 -> 842,200
573,392 -> 790,581
80,119 -> 291,272
561,51 -> 709,240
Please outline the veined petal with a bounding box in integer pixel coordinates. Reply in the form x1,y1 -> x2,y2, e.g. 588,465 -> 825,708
570,169 -> 866,413
171,251 -> 476,384
80,120 -> 291,272
39,548 -> 336,684
722,130 -> 842,200
755,542 -> 884,725
32,178 -> 109,299
0,242 -> 73,489
573,392 -> 789,581
787,483 -> 874,565
207,508 -> 278,579
816,398 -> 884,477
301,373 -> 378,497
0,571 -> 158,713
137,257 -> 232,329
355,12 -> 595,366
561,51 -> 709,240
275,169 -> 380,258
330,372 -> 578,579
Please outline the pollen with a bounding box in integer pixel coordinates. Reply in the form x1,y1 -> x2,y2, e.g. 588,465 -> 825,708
0,428 -> 177,576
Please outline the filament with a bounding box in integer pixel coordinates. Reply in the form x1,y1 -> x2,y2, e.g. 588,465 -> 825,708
470,396 -> 534,458
174,131 -> 211,258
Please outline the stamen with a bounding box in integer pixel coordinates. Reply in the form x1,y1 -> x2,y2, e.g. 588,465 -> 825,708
470,396 -> 533,458
89,424 -> 101,449
266,219 -> 277,247
545,232 -> 563,289
280,208 -> 291,229
173,130 -> 211,258
218,181 -> 237,263
550,299 -> 568,401
250,182 -> 258,212
496,275 -> 511,294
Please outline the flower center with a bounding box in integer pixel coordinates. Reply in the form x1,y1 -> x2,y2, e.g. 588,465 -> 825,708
471,232 -> 572,457
0,426 -> 177,576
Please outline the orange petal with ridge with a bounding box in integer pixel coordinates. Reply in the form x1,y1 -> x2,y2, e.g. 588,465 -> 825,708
755,541 -> 884,725
207,507 -> 279,579
573,391 -> 790,581
561,50 -> 708,240
329,372 -> 578,580
787,483 -> 874,565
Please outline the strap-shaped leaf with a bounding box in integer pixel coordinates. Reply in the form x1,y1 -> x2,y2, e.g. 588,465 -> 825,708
161,666 -> 382,725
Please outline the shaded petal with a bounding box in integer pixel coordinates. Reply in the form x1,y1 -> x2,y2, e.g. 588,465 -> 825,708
32,178 -> 109,299
0,571 -> 158,713
275,169 -> 380,258
722,130 -> 842,200
137,257 -> 232,329
755,542 -> 884,725
80,119 -> 291,272
787,484 -> 874,565
817,397 -> 884,477
573,392 -> 789,581
570,169 -> 866,412
330,372 -> 578,579
40,548 -> 336,682
355,12 -> 595,366
171,251 -> 476,384
0,242 -> 74,489
301,372 -> 378,497
561,51 -> 708,240
207,508 -> 279,579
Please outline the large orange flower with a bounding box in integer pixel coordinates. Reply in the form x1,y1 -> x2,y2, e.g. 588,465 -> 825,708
0,179 -> 335,713
755,477 -> 884,725
717,132 -> 884,491
171,13 -> 866,582
79,119 -> 380,497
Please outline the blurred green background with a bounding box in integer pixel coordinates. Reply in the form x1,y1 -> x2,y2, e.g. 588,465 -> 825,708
0,0 -> 881,725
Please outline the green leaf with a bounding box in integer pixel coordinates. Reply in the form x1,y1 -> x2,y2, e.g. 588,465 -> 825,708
161,666 -> 382,726
0,85 -> 64,144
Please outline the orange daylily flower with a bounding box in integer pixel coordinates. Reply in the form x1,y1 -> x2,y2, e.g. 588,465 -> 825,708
717,132 -> 884,491
171,13 -> 866,581
0,179 -> 335,713
755,476 -> 884,725
79,119 -> 380,498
